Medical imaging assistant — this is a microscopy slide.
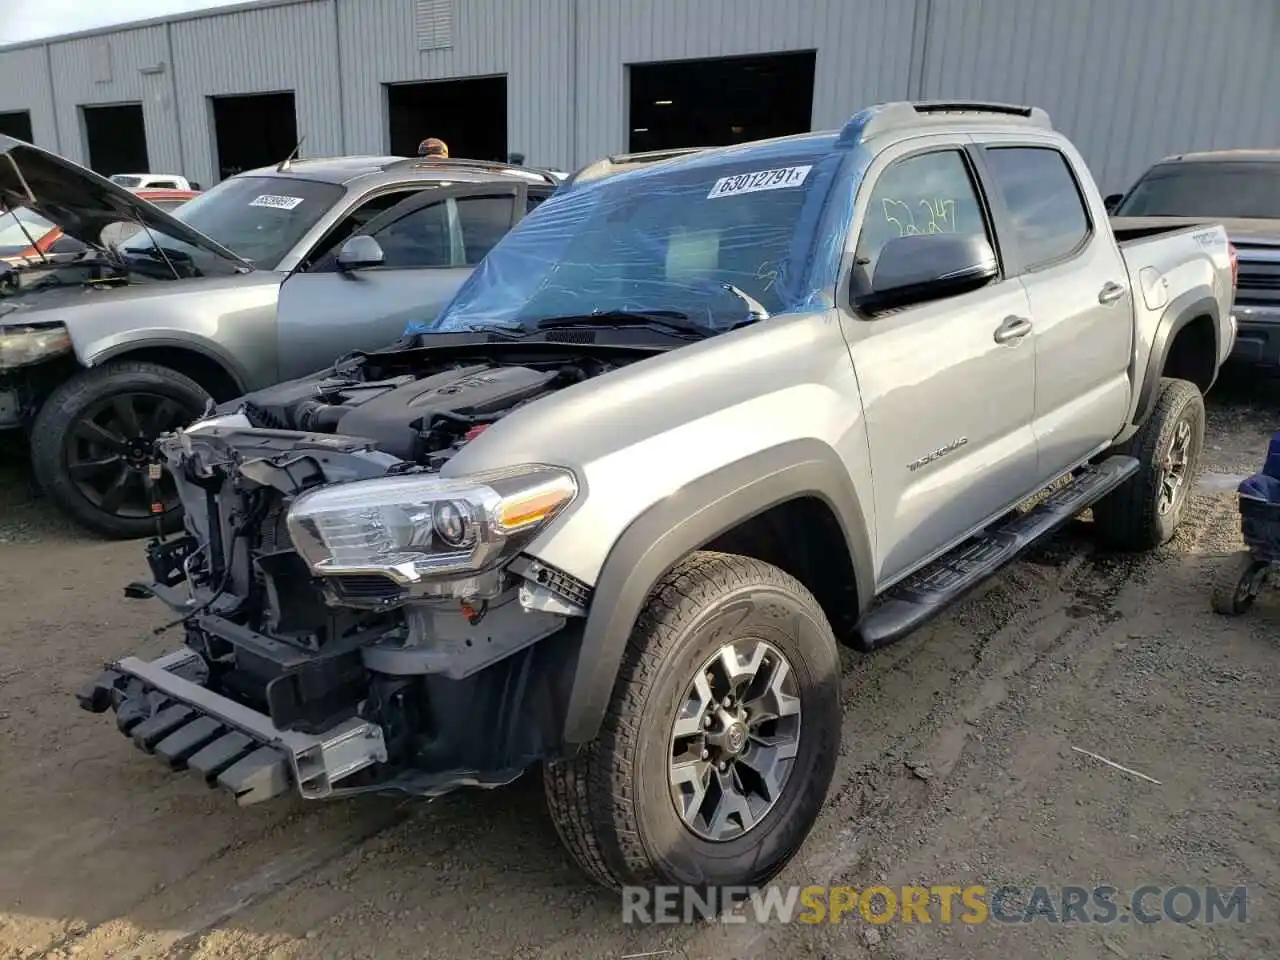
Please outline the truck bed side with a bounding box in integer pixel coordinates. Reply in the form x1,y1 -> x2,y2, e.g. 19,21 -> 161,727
1111,218 -> 1234,427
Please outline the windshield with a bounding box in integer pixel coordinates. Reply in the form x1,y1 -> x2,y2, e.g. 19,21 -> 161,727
110,175 -> 142,188
118,174 -> 344,270
0,207 -> 56,254
1116,163 -> 1280,219
417,143 -> 844,336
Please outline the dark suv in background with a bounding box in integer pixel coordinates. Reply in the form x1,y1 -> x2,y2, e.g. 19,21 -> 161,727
1107,150 -> 1280,372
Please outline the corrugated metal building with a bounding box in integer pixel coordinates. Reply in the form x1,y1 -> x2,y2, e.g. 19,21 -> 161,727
0,0 -> 1277,193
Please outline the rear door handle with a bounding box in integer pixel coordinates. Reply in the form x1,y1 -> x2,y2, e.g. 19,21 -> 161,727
993,315 -> 1033,344
1098,281 -> 1127,304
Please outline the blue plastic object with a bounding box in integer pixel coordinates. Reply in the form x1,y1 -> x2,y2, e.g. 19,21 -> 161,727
1237,430 -> 1280,562
1265,430 -> 1280,480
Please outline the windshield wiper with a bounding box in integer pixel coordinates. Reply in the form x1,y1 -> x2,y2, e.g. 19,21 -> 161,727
531,309 -> 709,340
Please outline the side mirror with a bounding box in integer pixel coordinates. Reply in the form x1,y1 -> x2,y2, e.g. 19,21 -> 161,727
1103,193 -> 1123,214
855,233 -> 998,313
337,235 -> 385,271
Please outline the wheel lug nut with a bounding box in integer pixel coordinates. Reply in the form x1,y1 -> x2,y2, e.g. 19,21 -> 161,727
722,696 -> 732,707
703,715 -> 712,728
718,761 -> 728,772
701,749 -> 709,760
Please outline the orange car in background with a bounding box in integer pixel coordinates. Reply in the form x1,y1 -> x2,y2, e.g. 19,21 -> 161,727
1,187 -> 201,265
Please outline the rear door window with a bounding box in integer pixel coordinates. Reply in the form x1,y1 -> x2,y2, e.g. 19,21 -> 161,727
982,147 -> 1091,270
455,194 -> 517,264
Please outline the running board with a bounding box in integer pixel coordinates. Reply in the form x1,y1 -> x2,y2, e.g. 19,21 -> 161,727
855,455 -> 1139,650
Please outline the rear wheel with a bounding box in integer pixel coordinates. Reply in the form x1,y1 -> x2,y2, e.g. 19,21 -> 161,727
1093,377 -> 1205,551
544,551 -> 841,890
31,361 -> 210,539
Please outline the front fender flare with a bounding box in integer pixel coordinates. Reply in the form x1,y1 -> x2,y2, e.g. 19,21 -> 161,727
561,438 -> 874,745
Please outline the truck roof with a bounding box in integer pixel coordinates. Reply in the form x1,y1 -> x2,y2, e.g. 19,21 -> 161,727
564,100 -> 1055,189
1154,149 -> 1280,165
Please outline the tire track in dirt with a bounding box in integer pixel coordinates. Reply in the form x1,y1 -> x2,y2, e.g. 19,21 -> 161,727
679,491 -> 1234,959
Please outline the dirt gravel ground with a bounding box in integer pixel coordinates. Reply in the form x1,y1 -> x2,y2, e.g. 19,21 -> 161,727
1,375 -> 1278,960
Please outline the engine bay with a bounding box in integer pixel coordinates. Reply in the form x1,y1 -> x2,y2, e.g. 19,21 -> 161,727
235,341 -> 648,466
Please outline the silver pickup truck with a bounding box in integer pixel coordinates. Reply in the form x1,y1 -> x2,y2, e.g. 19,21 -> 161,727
80,101 -> 1236,893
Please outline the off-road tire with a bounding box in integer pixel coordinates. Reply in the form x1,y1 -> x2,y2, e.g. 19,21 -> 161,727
31,361 -> 211,540
543,551 -> 841,891
1093,377 -> 1205,552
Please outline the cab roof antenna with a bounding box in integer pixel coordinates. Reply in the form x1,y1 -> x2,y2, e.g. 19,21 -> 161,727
276,136 -> 306,172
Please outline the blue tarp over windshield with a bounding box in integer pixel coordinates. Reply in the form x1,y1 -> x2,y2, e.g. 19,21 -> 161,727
407,134 -> 849,337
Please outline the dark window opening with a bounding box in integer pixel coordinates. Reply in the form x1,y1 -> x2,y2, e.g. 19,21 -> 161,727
82,103 -> 148,177
211,91 -> 298,182
386,76 -> 507,162
628,51 -> 816,153
0,110 -> 34,143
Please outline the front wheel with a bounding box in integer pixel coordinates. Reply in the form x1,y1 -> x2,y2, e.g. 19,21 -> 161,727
1093,377 -> 1206,552
30,361 -> 211,539
544,551 -> 841,891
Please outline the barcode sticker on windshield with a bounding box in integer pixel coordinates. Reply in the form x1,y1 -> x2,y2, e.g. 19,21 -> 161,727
707,165 -> 812,199
249,194 -> 305,210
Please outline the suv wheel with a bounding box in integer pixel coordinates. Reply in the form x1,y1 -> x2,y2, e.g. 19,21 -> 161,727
31,361 -> 211,539
544,551 -> 841,890
1093,377 -> 1205,551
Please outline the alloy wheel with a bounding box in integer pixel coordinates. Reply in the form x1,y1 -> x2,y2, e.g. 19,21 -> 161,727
668,637 -> 802,842
63,392 -> 191,521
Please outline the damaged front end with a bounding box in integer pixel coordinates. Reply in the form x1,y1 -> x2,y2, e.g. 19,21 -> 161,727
78,414 -> 592,806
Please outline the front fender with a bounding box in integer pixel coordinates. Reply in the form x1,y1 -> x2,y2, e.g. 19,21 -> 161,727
84,330 -> 250,393
560,438 -> 874,745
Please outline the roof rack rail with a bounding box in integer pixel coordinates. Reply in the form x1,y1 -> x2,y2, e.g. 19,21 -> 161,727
384,156 -> 561,187
836,99 -> 1052,148
562,146 -> 710,188
603,146 -> 710,165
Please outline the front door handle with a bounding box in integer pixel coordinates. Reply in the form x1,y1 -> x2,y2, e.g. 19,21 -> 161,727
1098,281 -> 1127,304
993,315 -> 1033,344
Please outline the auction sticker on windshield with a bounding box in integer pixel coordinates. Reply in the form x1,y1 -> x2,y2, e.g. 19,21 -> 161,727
707,165 -> 812,199
249,194 -> 305,210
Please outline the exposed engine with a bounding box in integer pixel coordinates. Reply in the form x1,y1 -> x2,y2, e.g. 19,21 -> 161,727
234,349 -> 630,466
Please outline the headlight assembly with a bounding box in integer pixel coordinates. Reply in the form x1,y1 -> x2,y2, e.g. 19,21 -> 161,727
286,465 -> 578,584
0,324 -> 72,369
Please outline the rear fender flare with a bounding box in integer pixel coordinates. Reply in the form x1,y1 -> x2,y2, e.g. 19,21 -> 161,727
1132,292 -> 1219,427
561,438 -> 874,745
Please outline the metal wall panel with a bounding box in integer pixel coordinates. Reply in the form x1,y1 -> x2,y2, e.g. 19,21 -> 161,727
0,45 -> 57,149
47,26 -> 183,171
574,0 -> 920,164
920,0 -> 1280,193
336,0 -> 575,168
2,0 -> 1279,189
169,0 -> 342,187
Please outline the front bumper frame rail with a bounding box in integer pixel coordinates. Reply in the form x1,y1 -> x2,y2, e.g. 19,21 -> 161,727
79,648 -> 388,805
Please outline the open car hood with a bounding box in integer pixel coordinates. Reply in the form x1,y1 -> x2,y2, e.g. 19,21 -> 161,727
0,135 -> 249,269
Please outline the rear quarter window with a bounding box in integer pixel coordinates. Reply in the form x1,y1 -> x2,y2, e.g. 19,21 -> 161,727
983,146 -> 1091,269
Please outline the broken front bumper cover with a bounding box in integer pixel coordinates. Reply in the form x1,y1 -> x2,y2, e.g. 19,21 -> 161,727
77,647 -> 389,806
